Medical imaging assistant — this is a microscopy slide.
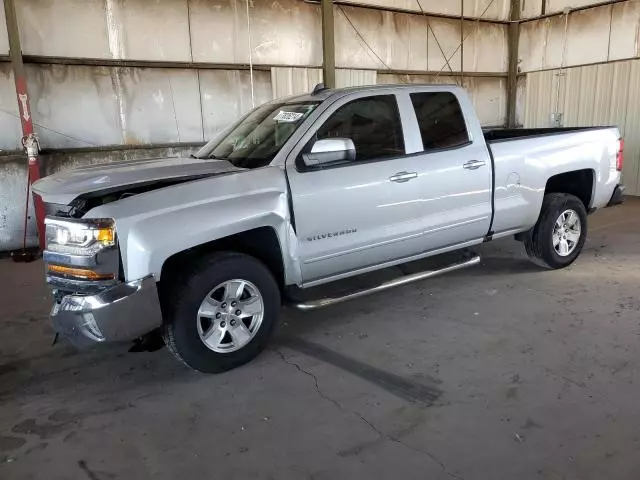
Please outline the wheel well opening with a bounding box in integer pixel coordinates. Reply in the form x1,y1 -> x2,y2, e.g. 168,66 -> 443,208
545,169 -> 594,208
159,227 -> 285,290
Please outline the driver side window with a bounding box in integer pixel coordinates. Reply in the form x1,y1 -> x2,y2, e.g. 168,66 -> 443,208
315,95 -> 405,163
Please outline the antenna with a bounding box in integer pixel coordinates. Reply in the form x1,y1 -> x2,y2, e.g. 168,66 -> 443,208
312,83 -> 327,95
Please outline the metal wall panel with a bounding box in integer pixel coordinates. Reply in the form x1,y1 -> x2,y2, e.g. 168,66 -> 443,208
520,0 -> 543,18
24,64 -> 205,148
270,67 -> 376,98
118,68 -> 203,144
199,69 -> 272,137
271,67 -> 323,98
523,69 -> 563,127
377,72 -> 460,84
111,0 -> 192,61
0,65 -> 23,150
609,1 -> 640,61
336,68 -> 377,87
25,64 -> 122,148
16,0 -> 112,58
520,3 -> 640,73
462,77 -> 507,126
561,63 -> 632,129
0,1 -> 9,54
338,0 -> 511,21
524,60 -> 640,195
518,16 -> 570,72
0,158 -> 38,251
377,73 -> 506,126
339,0 -> 458,16
462,0 -> 510,21
545,0 -> 614,14
624,60 -> 640,197
190,0 -> 322,66
462,20 -> 508,72
335,6 -> 508,72
563,7 -> 611,68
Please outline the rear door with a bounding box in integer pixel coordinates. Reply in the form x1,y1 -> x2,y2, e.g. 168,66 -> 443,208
403,89 -> 493,249
285,92 -> 431,284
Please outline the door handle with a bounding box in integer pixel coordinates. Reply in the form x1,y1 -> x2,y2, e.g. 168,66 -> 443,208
463,160 -> 486,170
389,171 -> 418,183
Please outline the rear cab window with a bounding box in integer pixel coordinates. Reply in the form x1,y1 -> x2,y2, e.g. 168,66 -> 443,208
410,92 -> 470,151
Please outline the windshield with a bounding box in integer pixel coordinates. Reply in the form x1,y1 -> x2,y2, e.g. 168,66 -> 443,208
195,101 -> 319,168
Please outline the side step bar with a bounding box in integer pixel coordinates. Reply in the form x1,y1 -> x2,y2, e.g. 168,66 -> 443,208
290,254 -> 481,311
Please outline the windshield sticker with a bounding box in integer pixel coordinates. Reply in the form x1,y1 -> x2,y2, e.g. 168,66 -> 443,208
273,110 -> 304,122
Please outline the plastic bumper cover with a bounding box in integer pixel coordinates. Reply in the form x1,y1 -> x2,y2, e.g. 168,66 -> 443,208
607,184 -> 625,207
50,276 -> 162,348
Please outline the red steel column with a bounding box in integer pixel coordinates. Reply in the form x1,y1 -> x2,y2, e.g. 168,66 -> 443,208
4,0 -> 45,250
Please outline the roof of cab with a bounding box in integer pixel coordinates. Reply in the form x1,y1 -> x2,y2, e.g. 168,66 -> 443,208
279,83 -> 460,104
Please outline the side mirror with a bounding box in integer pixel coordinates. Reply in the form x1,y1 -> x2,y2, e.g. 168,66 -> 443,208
302,138 -> 356,167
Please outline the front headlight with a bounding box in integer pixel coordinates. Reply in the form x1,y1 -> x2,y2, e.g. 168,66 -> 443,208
45,218 -> 116,256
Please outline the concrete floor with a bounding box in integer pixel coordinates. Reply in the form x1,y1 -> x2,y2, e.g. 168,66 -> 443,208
1,199 -> 640,480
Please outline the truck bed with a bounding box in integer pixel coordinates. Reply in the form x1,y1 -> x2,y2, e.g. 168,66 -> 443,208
483,126 -> 614,143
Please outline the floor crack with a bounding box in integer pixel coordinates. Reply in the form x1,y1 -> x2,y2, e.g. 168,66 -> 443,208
274,348 -> 465,480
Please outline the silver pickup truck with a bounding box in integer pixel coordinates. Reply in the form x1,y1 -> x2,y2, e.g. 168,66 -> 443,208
34,84 -> 625,372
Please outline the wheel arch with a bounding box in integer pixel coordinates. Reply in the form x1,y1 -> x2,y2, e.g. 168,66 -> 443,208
544,169 -> 595,210
159,227 -> 287,292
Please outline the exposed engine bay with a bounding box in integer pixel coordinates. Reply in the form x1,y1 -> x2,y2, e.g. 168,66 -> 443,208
47,175 -> 212,218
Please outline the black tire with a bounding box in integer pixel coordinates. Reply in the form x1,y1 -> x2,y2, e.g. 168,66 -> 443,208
162,252 -> 280,373
524,193 -> 588,269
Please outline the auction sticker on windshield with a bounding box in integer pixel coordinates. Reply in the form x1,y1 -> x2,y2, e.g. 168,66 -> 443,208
273,111 -> 304,122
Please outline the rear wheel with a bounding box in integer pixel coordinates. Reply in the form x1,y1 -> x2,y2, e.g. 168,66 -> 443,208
524,193 -> 587,269
162,252 -> 280,373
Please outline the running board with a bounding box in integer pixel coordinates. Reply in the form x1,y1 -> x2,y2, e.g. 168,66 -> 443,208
289,254 -> 481,311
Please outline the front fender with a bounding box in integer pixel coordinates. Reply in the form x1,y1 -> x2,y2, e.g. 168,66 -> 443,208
85,166 -> 302,286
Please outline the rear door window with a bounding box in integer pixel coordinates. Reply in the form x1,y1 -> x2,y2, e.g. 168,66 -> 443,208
410,92 -> 470,151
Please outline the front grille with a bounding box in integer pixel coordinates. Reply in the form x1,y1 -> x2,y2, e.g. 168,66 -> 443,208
44,202 -> 73,218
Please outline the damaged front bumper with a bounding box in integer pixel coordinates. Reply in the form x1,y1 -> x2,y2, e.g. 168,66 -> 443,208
50,276 -> 163,348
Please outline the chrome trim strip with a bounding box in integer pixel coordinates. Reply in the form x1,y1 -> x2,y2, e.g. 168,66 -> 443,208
290,255 -> 481,311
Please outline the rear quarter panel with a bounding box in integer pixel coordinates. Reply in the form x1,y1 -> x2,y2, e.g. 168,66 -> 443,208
488,127 -> 621,235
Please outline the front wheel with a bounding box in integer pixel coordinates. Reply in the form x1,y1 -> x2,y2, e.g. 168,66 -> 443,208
524,193 -> 588,269
162,252 -> 280,373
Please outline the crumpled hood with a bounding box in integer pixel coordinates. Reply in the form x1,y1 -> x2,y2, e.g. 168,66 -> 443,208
33,156 -> 241,205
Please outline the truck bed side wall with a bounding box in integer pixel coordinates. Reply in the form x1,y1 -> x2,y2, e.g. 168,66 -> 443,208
488,128 -> 620,235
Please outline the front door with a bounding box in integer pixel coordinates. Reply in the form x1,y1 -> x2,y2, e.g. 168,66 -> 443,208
286,93 -> 428,284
